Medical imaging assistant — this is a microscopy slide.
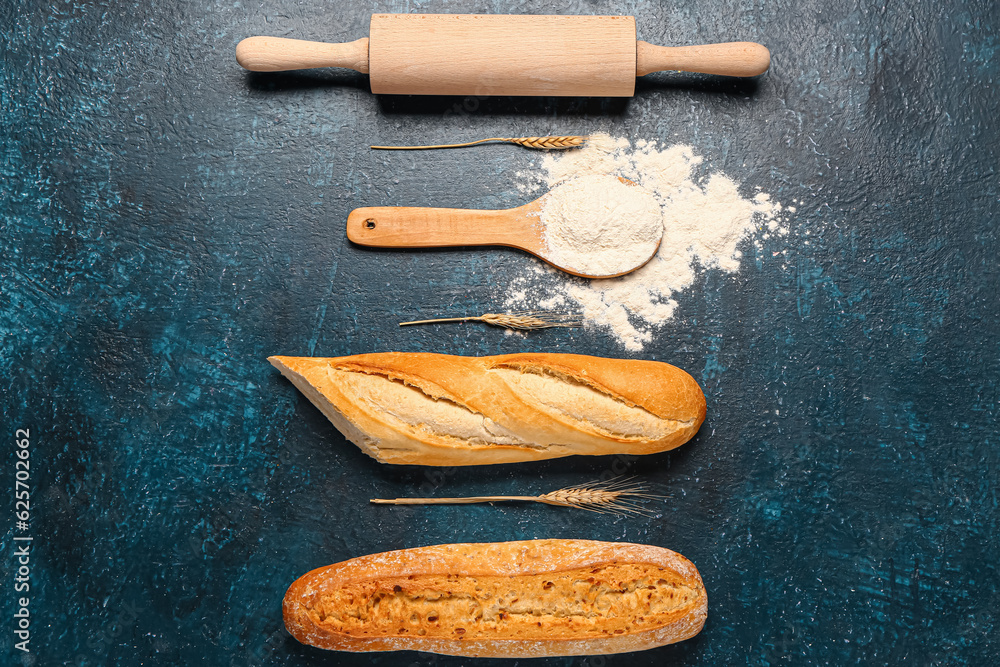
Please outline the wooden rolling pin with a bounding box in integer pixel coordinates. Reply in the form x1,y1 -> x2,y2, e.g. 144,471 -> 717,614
236,14 -> 770,97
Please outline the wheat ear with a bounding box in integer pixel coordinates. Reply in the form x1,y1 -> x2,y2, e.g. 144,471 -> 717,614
371,136 -> 586,151
371,478 -> 664,516
400,311 -> 581,331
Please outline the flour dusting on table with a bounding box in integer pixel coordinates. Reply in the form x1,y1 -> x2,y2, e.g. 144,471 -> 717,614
506,133 -> 789,351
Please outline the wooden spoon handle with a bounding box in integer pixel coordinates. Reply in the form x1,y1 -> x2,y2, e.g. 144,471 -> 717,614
235,36 -> 370,73
347,206 -> 529,248
636,41 -> 770,77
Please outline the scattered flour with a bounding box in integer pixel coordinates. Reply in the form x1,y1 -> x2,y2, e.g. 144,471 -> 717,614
540,174 -> 662,277
505,133 -> 789,351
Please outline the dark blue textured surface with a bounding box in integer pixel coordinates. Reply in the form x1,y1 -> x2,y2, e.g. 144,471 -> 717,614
2,0 -> 998,665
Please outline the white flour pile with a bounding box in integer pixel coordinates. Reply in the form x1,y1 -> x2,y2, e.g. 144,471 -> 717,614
506,133 -> 790,351
540,174 -> 662,277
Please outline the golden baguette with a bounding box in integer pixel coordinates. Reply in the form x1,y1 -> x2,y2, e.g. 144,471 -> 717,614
283,539 -> 707,657
268,352 -> 706,466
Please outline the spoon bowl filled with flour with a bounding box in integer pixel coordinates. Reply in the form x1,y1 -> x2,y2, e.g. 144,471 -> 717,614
538,174 -> 663,278
347,174 -> 664,279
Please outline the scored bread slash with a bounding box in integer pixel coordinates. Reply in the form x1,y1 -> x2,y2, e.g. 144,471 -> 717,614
268,352 -> 706,466
283,539 -> 707,657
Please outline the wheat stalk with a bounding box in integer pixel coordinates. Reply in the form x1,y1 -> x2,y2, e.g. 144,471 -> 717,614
371,136 -> 586,151
371,478 -> 664,516
400,311 -> 582,331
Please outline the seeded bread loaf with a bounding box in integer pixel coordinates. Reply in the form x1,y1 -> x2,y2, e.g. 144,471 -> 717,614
268,352 -> 705,466
283,539 -> 707,657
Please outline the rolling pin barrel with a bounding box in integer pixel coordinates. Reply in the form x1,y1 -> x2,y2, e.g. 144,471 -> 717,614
368,14 -> 637,97
236,14 -> 770,96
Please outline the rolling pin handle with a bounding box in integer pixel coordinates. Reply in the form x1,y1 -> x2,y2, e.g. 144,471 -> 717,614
236,36 -> 370,73
636,41 -> 770,77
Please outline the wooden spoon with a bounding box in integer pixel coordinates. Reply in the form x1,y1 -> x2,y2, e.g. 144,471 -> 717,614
346,180 -> 662,279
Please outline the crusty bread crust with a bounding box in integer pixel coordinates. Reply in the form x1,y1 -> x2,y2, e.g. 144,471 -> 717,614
283,539 -> 707,657
269,352 -> 706,466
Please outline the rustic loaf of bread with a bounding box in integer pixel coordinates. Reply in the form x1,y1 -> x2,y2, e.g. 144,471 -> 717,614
283,539 -> 707,657
268,352 -> 705,466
